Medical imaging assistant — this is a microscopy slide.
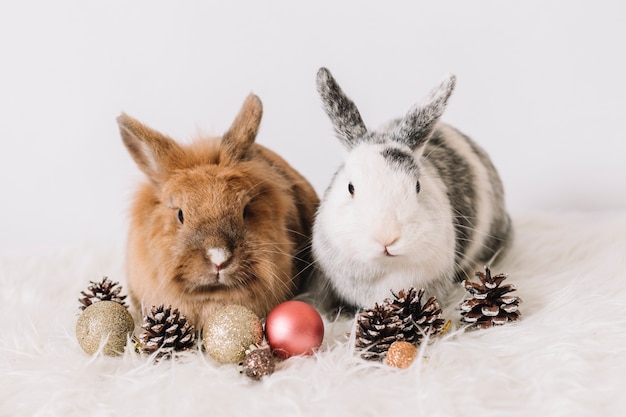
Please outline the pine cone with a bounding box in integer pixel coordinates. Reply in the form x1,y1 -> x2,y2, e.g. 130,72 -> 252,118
460,265 -> 521,330
140,305 -> 196,361
387,288 -> 446,344
79,276 -> 128,311
355,303 -> 405,360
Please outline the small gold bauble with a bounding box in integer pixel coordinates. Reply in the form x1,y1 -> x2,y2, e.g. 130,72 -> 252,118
386,341 -> 417,369
202,305 -> 263,364
76,301 -> 135,356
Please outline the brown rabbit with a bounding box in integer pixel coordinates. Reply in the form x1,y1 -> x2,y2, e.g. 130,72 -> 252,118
117,94 -> 319,328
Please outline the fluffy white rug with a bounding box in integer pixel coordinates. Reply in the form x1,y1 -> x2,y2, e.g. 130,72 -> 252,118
2,211 -> 626,417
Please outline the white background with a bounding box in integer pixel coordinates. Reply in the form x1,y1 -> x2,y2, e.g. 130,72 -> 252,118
1,1 -> 625,256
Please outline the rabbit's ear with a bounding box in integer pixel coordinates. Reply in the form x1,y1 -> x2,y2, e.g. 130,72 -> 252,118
316,67 -> 367,149
117,113 -> 184,185
395,74 -> 456,150
221,93 -> 263,162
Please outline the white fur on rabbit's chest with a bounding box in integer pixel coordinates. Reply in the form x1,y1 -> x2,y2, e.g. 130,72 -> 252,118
321,244 -> 457,307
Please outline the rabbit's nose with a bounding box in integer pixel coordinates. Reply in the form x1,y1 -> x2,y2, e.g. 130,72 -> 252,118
380,236 -> 400,257
207,247 -> 232,270
373,218 -> 401,255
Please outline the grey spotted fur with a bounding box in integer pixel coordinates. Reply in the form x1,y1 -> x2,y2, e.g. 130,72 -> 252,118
313,67 -> 512,308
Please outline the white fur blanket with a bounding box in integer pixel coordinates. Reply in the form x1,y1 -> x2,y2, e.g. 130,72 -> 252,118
2,211 -> 625,417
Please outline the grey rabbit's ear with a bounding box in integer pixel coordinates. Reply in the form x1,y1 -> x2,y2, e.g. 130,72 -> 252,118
316,67 -> 367,149
394,74 -> 456,150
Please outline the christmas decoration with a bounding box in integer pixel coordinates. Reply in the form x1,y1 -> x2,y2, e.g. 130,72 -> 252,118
460,265 -> 522,330
386,341 -> 417,369
202,305 -> 263,364
76,300 -> 135,356
355,302 -> 405,360
79,276 -> 128,311
387,288 -> 446,344
355,287 -> 447,361
140,305 -> 196,361
241,346 -> 276,380
265,300 -> 324,359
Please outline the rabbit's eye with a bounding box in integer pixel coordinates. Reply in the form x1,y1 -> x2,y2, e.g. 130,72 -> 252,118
243,205 -> 250,219
348,182 -> 355,196
177,208 -> 184,224
415,180 -> 421,194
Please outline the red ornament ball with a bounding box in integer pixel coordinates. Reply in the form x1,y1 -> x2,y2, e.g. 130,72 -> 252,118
265,300 -> 324,358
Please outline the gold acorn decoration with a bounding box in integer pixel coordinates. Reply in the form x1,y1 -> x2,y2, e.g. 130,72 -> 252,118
79,276 -> 128,311
140,305 -> 196,361
386,340 -> 418,369
460,265 -> 522,330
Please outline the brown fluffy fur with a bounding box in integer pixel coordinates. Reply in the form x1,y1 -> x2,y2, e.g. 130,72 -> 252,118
117,94 -> 319,327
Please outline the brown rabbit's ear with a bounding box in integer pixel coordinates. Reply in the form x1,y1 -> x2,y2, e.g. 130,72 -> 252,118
117,113 -> 185,186
221,93 -> 263,162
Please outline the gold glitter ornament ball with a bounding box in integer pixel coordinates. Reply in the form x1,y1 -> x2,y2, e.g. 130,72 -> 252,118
76,301 -> 135,356
202,305 -> 263,364
386,341 -> 417,369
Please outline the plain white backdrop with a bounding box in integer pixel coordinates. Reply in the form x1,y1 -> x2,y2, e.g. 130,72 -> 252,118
1,1 -> 625,256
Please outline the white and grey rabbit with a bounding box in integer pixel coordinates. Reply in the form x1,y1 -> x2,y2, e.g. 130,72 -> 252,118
312,67 -> 512,309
